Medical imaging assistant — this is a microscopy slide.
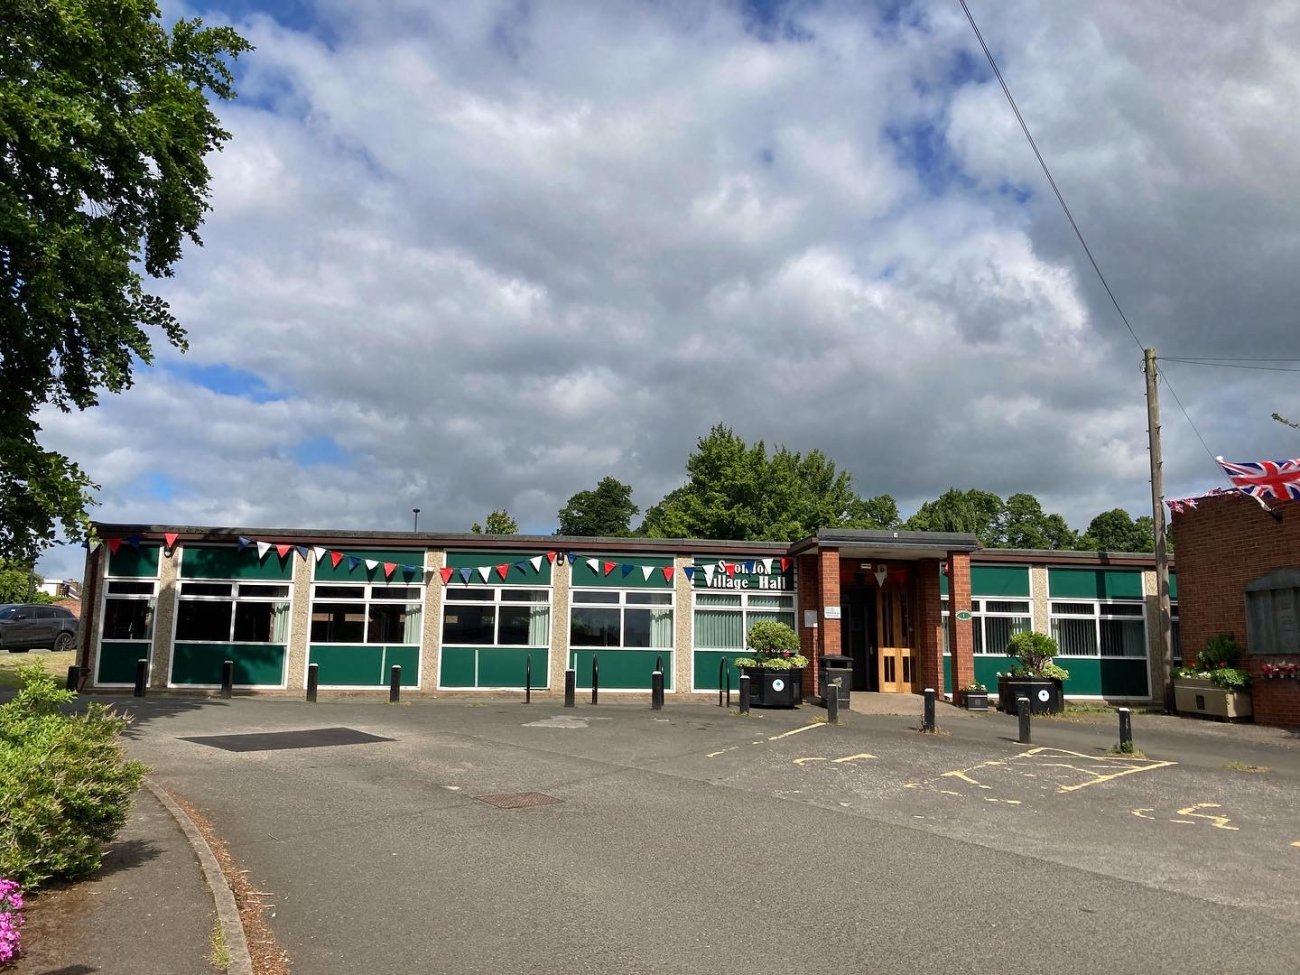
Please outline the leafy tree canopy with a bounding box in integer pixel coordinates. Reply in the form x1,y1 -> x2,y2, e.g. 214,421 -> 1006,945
0,561 -> 45,604
0,0 -> 251,565
905,489 -> 1079,549
639,425 -> 900,541
557,476 -> 639,536
471,510 -> 518,535
1078,508 -> 1155,553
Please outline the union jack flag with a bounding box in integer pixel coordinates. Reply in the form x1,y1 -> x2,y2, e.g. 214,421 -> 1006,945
1216,456 -> 1300,502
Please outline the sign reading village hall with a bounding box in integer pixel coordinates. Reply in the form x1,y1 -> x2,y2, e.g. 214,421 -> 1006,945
692,556 -> 793,591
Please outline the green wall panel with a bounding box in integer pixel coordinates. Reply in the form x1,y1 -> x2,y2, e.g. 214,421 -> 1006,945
171,643 -> 286,686
182,546 -> 293,580
383,646 -> 419,685
446,551 -> 553,585
107,546 -> 160,578
1169,573 -> 1178,600
97,642 -> 150,683
1055,657 -> 1150,697
570,555 -> 673,589
973,657 -> 1004,690
569,649 -> 673,689
309,644 -> 420,686
1048,568 -> 1143,600
693,651 -> 744,691
971,566 -> 1031,597
439,647 -> 477,687
314,549 -> 425,584
476,648 -> 548,688
942,654 -> 952,695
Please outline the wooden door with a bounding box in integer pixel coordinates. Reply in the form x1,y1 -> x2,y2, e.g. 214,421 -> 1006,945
876,587 -> 914,693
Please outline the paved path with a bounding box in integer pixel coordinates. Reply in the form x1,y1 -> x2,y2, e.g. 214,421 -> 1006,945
114,697 -> 1300,975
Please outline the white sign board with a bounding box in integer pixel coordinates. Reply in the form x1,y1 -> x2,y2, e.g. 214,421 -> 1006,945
824,606 -> 842,620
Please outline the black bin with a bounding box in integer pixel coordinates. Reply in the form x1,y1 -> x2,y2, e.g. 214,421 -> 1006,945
819,654 -> 853,707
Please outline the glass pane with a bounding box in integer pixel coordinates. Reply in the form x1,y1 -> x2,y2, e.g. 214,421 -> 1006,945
746,611 -> 795,633
985,600 -> 1031,615
372,587 -> 421,601
1101,618 -> 1146,657
747,595 -> 793,610
1171,617 -> 1182,665
107,580 -> 155,595
1100,603 -> 1145,617
498,605 -> 536,645
369,603 -> 419,644
500,589 -> 551,603
572,590 -> 619,604
103,598 -> 154,639
446,588 -> 495,602
627,592 -> 672,605
624,608 -> 672,647
176,600 -> 233,641
981,616 -> 1030,656
695,609 -> 744,649
1052,617 -> 1097,656
1051,602 -> 1095,616
311,603 -> 365,643
181,582 -> 232,597
316,585 -> 365,599
239,584 -> 291,599
233,602 -> 277,642
696,593 -> 742,607
442,605 -> 495,645
570,607 -> 620,646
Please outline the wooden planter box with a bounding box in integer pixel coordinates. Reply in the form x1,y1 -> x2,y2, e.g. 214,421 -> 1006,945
1174,677 -> 1252,720
740,666 -> 804,708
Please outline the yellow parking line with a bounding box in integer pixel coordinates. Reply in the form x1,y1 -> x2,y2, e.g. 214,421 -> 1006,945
768,723 -> 824,741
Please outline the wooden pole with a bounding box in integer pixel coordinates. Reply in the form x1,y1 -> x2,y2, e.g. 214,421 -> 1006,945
1145,348 -> 1175,713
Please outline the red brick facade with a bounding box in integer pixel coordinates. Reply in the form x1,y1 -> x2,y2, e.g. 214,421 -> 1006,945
1172,493 -> 1300,729
796,549 -> 844,695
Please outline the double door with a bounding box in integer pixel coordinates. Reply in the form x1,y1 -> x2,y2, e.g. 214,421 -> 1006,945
843,582 -> 914,693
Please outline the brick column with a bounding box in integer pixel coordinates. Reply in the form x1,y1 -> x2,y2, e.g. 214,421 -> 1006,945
947,551 -> 974,694
916,558 -> 944,696
797,554 -> 820,696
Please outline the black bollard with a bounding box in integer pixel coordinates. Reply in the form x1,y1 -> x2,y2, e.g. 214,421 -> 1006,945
923,687 -> 936,733
220,659 -> 234,699
738,674 -> 750,714
65,665 -> 80,692
651,669 -> 664,710
389,664 -> 401,703
564,668 -> 576,708
1118,707 -> 1133,752
306,663 -> 319,702
718,657 -> 726,707
827,684 -> 840,725
133,658 -> 147,697
656,655 -> 663,674
525,656 -> 532,704
1017,696 -> 1032,744
591,655 -> 599,705
724,664 -> 731,709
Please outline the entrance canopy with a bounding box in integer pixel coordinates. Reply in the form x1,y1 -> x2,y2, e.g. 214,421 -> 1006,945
788,528 -> 980,561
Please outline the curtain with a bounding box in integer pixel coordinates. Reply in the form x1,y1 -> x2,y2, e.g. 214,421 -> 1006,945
403,604 -> 423,644
1052,617 -> 1096,656
272,601 -> 290,642
695,609 -> 742,650
650,608 -> 673,648
528,605 -> 550,646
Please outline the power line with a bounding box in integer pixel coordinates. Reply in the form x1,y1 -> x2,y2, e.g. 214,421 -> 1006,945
1156,367 -> 1219,466
1161,358 -> 1300,373
1165,356 -> 1300,363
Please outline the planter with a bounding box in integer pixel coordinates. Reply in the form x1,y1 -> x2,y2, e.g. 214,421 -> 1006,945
996,675 -> 1063,714
1173,677 -> 1252,721
740,666 -> 804,708
962,690 -> 989,712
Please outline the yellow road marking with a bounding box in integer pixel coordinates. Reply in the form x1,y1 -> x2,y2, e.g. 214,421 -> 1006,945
768,723 -> 823,741
706,749 -> 732,758
1175,802 -> 1238,830
1291,841 -> 1300,848
833,753 -> 876,763
941,769 -> 992,789
1132,808 -> 1155,820
793,757 -> 827,766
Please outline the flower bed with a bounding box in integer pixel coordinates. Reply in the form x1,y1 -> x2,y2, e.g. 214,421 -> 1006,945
1259,660 -> 1299,679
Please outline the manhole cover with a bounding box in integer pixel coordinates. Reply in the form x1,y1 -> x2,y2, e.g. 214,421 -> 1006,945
180,727 -> 394,752
475,792 -> 563,810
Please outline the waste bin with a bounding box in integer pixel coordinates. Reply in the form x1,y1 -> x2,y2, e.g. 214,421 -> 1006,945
818,654 -> 853,707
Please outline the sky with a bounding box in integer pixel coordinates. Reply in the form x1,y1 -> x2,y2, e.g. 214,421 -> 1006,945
34,0 -> 1300,581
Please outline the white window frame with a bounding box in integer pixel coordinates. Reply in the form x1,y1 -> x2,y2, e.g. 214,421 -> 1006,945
970,597 -> 1034,656
96,577 -> 159,687
174,580 -> 292,645
569,588 -> 675,651
691,590 -> 797,650
441,585 -> 552,648
1049,599 -> 1148,659
309,582 -> 425,646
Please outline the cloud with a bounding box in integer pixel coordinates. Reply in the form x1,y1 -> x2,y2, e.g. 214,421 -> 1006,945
35,0 -> 1300,580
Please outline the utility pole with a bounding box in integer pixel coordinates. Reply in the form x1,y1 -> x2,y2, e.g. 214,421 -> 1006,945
1145,348 -> 1174,712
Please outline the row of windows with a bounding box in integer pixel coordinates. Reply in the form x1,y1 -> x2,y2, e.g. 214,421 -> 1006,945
943,597 -> 1180,660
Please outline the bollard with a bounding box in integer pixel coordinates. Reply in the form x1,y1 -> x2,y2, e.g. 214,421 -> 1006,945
65,665 -> 80,692
718,657 -> 726,707
389,664 -> 401,703
827,683 -> 840,725
651,670 -> 664,710
133,658 -> 148,697
1118,707 -> 1133,753
923,687 -> 936,733
221,659 -> 234,699
1017,696 -> 1032,744
564,668 -> 576,708
724,663 -> 731,709
738,674 -> 750,714
591,655 -> 599,705
656,655 -> 663,674
525,656 -> 532,704
306,663 -> 319,703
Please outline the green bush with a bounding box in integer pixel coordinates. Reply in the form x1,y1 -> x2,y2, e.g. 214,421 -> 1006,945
1005,631 -> 1070,682
734,620 -> 807,670
0,665 -> 147,888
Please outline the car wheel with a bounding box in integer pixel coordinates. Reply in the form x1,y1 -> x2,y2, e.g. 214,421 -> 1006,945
53,631 -> 75,651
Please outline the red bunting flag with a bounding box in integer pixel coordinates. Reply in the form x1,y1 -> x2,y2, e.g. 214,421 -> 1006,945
780,558 -> 790,572
164,532 -> 179,550
603,561 -> 618,576
547,551 -> 557,564
725,562 -> 737,577
496,563 -> 510,580
663,566 -> 675,582
384,562 -> 397,579
276,544 -> 292,559
330,551 -> 344,568
439,567 -> 455,584
107,538 -> 122,555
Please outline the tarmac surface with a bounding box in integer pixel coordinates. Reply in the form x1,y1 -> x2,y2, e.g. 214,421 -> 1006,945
13,692 -> 1300,974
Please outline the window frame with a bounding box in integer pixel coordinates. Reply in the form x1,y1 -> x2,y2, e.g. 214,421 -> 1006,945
569,587 -> 675,650
1048,598 -> 1148,658
308,581 -> 425,646
441,584 -> 552,648
691,590 -> 797,652
174,579 -> 293,645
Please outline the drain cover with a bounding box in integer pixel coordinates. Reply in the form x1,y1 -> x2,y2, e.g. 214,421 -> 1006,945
180,727 -> 394,752
475,792 -> 562,810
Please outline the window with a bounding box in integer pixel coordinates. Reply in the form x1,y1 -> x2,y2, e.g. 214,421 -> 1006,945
1050,601 -> 1146,657
571,590 -> 673,648
694,592 -> 796,650
102,579 -> 157,641
1245,570 -> 1300,655
311,584 -> 423,644
1170,601 -> 1181,665
972,599 -> 1032,655
442,587 -> 550,646
176,581 -> 291,643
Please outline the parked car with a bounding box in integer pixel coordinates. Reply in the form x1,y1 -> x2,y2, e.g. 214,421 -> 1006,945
0,603 -> 80,652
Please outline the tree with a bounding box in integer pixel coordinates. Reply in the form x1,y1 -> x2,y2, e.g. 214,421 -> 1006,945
0,561 -> 41,603
0,1 -> 251,565
639,424 -> 899,541
904,489 -> 1008,546
471,510 -> 518,535
557,476 -> 639,536
1079,508 -> 1155,553
1002,493 -> 1078,550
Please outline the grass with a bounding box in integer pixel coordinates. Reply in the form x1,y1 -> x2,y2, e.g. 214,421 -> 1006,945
1223,761 -> 1270,774
209,920 -> 231,971
1106,743 -> 1148,758
0,650 -> 77,690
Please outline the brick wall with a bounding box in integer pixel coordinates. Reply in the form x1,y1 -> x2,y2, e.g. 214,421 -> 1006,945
1172,493 -> 1300,729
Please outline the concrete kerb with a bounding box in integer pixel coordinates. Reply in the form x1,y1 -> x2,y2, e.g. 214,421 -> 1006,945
144,777 -> 254,975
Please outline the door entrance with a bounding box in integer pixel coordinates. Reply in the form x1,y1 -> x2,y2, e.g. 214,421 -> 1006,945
876,586 -> 914,693
843,586 -> 877,692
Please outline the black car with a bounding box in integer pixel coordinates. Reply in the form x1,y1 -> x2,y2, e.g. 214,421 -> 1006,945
0,603 -> 80,652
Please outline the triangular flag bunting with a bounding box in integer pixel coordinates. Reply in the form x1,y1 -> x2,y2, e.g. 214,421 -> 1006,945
725,562 -> 737,577
780,558 -> 790,572
107,538 -> 123,555
126,534 -> 142,550
620,563 -> 634,578
296,546 -> 310,560
546,551 -> 557,565
586,558 -> 600,573
744,560 -> 755,574
603,561 -> 618,576
365,559 -> 378,571
515,560 -> 530,575
566,551 -> 578,565
256,541 -> 271,560
663,566 -> 675,582
477,566 -> 492,582
330,551 -> 344,568
762,558 -> 773,573
163,532 -> 179,551
530,555 -> 543,573
641,565 -> 654,581
874,566 -> 887,587
383,562 -> 397,579
683,566 -> 695,581
496,563 -> 510,580
402,565 -> 419,579
276,544 -> 292,559
346,557 -> 361,572
237,536 -> 252,551
440,567 -> 455,584
313,546 -> 329,562
459,567 -> 473,584
703,565 -> 715,583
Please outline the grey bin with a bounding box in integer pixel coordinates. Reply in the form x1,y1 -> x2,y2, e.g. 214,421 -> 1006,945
818,655 -> 853,707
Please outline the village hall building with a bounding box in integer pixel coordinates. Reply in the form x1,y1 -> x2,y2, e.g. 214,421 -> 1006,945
75,524 -> 1176,703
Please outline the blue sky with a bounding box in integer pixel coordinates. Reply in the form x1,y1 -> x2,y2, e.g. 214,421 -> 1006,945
35,0 -> 1300,580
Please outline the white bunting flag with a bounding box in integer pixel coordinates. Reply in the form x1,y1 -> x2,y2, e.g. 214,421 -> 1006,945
313,546 -> 329,562
477,566 -> 492,582
365,559 -> 378,571
586,558 -> 599,573
641,565 -> 654,581
530,555 -> 543,573
703,564 -> 715,584
762,558 -> 773,573
256,541 -> 271,560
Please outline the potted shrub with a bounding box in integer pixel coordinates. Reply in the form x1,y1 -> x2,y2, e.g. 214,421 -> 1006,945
735,620 -> 807,708
1172,633 -> 1252,720
996,631 -> 1068,714
961,681 -> 989,711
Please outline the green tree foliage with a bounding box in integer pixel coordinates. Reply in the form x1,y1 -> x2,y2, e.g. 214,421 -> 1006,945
1078,508 -> 1155,552
0,561 -> 47,603
471,510 -> 519,535
904,488 -> 1008,545
0,1 -> 251,565
1003,493 -> 1078,550
557,476 -> 640,536
639,425 -> 899,541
